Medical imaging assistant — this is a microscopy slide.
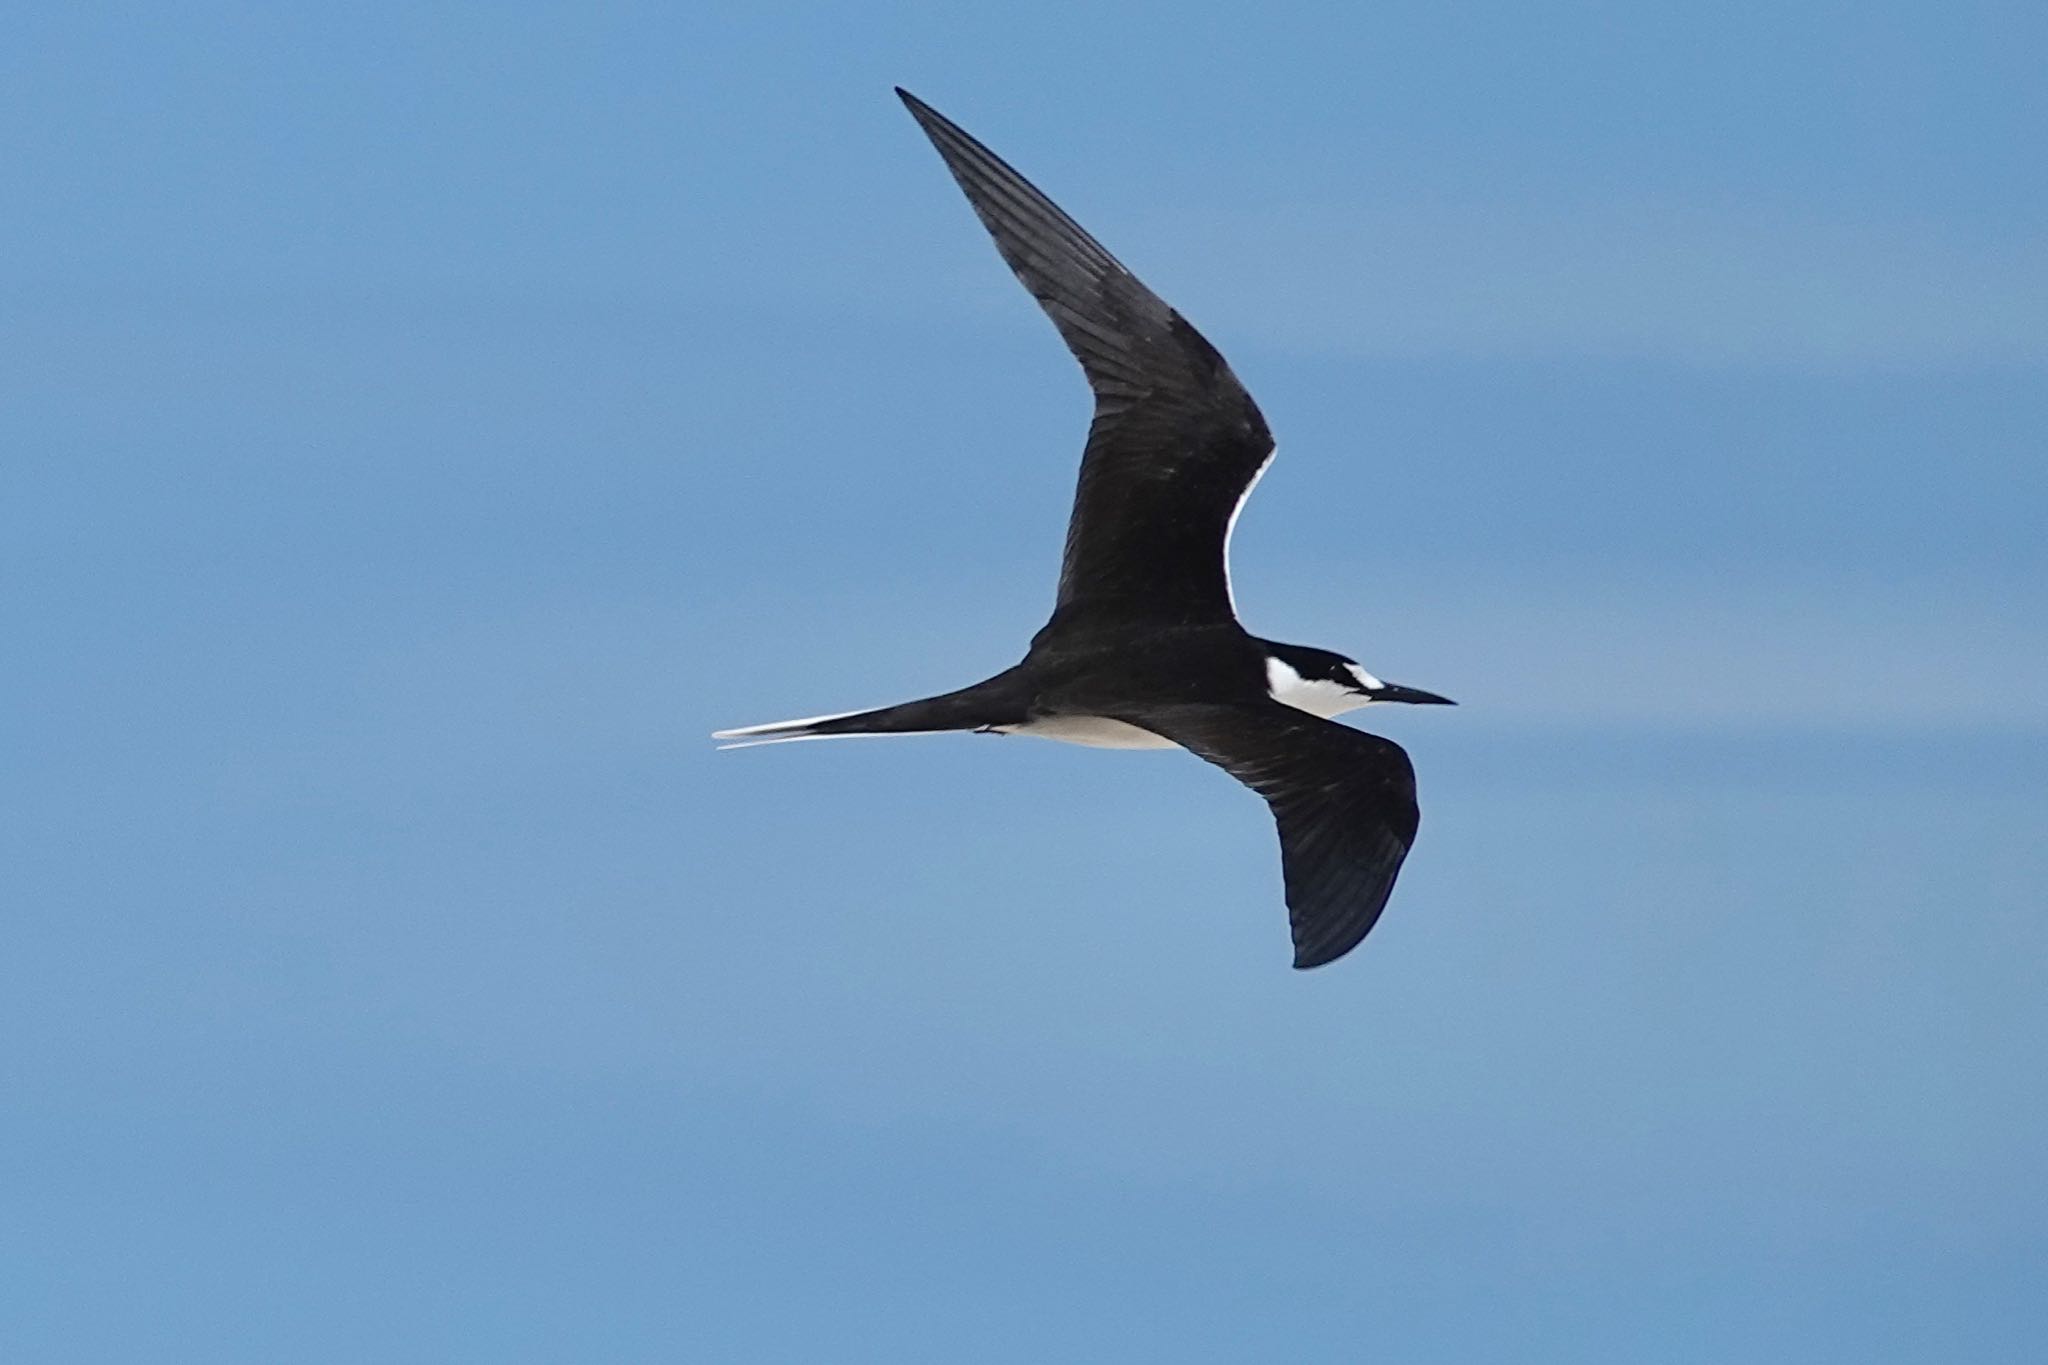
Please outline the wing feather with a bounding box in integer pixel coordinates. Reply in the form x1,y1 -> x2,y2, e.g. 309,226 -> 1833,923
897,90 -> 1274,624
1115,702 -> 1422,969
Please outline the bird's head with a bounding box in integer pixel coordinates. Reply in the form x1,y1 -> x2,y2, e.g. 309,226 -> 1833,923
1261,642 -> 1456,719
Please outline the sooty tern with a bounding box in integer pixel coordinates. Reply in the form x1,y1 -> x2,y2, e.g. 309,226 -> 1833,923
715,89 -> 1454,969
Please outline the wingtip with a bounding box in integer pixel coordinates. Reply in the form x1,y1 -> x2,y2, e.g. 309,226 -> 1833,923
1291,915 -> 1382,970
1291,919 -> 1377,969
895,87 -> 950,136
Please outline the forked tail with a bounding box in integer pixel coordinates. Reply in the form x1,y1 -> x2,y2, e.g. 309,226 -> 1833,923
712,673 -> 1026,750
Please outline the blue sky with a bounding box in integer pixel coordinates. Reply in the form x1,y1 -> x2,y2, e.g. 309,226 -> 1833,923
5,3 -> 2045,1360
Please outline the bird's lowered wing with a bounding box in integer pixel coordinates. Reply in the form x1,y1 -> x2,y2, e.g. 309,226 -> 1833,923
897,89 -> 1274,626
1114,701 -> 1421,968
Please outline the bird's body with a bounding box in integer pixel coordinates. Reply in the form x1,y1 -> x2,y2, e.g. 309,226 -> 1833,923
716,90 -> 1454,969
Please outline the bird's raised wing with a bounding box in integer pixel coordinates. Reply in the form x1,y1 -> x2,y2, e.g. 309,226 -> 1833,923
898,89 -> 1274,626
1115,701 -> 1421,968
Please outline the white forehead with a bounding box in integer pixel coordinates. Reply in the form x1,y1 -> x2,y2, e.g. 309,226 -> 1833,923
1344,661 -> 1385,691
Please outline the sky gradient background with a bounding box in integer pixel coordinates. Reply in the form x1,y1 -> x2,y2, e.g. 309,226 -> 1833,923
6,3 -> 2046,1360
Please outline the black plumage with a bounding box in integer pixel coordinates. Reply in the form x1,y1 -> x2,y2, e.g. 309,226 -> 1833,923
715,91 -> 1453,969
897,89 -> 1274,626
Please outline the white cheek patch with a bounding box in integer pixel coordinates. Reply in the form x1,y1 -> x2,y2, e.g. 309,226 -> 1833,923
1266,655 -> 1307,698
1267,657 -> 1370,719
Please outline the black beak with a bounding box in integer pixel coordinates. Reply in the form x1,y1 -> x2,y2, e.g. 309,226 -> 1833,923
1369,682 -> 1457,706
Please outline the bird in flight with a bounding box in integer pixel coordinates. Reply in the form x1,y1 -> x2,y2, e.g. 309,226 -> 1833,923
716,89 -> 1454,969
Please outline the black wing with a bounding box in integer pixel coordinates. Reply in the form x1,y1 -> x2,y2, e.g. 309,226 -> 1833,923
897,89 -> 1274,626
1116,702 -> 1421,969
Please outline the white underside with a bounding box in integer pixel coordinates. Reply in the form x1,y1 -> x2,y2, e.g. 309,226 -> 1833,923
987,663 -> 1372,750
715,659 -> 1377,753
720,446 -> 1372,755
992,715 -> 1177,749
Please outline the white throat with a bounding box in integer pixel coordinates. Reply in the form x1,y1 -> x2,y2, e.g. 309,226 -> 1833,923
1265,656 -> 1377,719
